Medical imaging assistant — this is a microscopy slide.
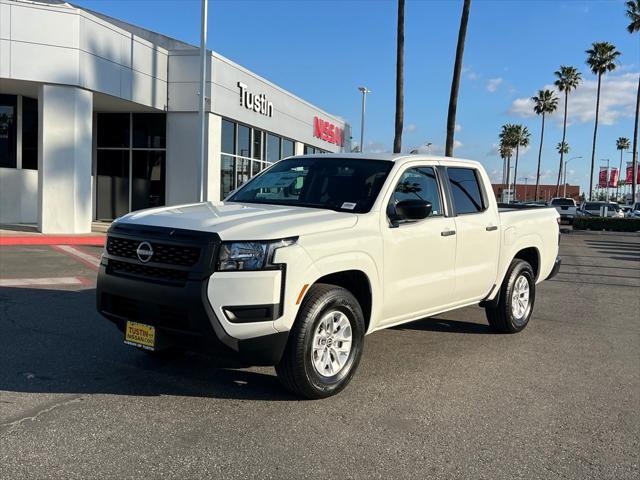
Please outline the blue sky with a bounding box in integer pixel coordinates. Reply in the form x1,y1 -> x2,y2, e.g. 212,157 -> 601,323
74,0 -> 638,194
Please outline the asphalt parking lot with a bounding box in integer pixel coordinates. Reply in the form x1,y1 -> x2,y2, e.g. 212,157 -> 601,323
0,233 -> 638,479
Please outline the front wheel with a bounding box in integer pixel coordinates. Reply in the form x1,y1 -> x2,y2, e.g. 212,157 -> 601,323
275,284 -> 365,399
485,259 -> 536,333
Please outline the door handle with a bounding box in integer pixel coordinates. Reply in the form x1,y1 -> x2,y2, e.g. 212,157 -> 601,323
441,230 -> 456,237
486,225 -> 498,231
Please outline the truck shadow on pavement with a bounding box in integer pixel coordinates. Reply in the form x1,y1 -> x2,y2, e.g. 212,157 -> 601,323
391,318 -> 496,335
0,287 -> 297,401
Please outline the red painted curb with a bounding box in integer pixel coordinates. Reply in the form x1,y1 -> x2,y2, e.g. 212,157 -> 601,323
0,236 -> 105,246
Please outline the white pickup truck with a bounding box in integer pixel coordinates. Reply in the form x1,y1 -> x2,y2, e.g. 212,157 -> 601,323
97,154 -> 561,398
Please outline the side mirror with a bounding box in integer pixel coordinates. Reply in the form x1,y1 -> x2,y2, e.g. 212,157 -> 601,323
393,199 -> 432,222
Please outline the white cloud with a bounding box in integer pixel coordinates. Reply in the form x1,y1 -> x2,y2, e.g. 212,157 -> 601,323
507,72 -> 638,125
406,123 -> 417,133
463,66 -> 479,81
455,123 -> 462,132
486,78 -> 503,92
363,141 -> 389,154
454,140 -> 463,150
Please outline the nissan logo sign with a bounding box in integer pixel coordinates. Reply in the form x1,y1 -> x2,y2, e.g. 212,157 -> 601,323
136,242 -> 154,263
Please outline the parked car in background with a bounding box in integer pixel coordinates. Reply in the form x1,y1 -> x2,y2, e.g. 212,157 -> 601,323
548,198 -> 578,224
621,205 -> 633,217
628,202 -> 640,218
576,201 -> 625,218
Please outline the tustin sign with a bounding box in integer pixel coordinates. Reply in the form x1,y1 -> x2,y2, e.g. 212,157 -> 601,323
313,116 -> 343,147
238,82 -> 274,117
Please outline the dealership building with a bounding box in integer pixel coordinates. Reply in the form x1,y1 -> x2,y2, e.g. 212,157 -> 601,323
0,0 -> 350,233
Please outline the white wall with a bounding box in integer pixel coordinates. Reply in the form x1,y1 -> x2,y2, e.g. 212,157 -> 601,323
0,0 -> 168,110
38,84 -> 93,233
0,167 -> 37,224
165,112 -> 201,206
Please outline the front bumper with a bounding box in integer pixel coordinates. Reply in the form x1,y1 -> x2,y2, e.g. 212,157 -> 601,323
546,256 -> 562,280
95,224 -> 289,366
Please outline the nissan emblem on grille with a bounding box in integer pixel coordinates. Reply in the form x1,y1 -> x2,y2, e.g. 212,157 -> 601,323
136,242 -> 154,263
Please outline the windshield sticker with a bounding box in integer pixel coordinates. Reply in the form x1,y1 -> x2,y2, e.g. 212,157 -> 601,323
341,202 -> 357,210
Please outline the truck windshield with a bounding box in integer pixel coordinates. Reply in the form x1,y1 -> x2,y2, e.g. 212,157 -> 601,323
227,157 -> 394,213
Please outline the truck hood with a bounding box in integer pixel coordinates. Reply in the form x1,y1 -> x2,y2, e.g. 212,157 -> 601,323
115,202 -> 359,240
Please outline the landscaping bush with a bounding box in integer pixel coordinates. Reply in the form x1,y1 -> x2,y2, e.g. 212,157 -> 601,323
572,217 -> 640,232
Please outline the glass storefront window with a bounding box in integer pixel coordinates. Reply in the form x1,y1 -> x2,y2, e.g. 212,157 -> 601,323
97,113 -> 130,148
253,129 -> 263,160
0,94 -> 17,169
282,138 -> 294,158
238,124 -> 251,158
266,133 -> 281,163
96,112 -> 166,219
304,145 -> 315,155
132,113 -> 166,148
22,97 -> 38,170
221,154 -> 235,199
132,150 -> 166,211
96,150 -> 130,220
222,119 -> 235,154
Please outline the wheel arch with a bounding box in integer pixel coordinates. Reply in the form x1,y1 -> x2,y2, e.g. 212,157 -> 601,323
310,270 -> 373,333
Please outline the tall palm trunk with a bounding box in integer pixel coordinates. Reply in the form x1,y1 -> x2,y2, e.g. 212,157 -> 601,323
513,145 -> 520,201
506,154 -> 512,200
632,75 -> 639,203
534,113 -> 546,201
393,0 -> 404,154
555,91 -> 569,196
617,148 -> 624,200
589,73 -> 602,201
445,0 -> 471,157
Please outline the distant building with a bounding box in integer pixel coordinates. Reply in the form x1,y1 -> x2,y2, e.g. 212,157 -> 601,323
492,183 -> 580,202
0,0 -> 350,233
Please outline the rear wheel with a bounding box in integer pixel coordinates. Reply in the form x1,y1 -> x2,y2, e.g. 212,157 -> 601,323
485,259 -> 536,333
276,284 -> 365,399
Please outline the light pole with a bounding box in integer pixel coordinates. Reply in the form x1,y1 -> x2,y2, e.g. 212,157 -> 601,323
198,0 -> 208,202
358,86 -> 371,153
563,156 -> 582,198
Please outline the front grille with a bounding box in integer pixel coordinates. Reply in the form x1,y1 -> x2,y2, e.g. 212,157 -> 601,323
102,293 -> 189,329
106,237 -> 200,266
108,259 -> 188,285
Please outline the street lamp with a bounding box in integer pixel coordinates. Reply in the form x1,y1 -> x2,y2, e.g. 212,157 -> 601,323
563,156 -> 582,198
358,86 -> 370,153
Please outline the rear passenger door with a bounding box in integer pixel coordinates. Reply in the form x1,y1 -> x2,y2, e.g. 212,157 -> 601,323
446,167 -> 500,302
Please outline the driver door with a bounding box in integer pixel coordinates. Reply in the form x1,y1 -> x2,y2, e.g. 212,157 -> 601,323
380,165 -> 457,326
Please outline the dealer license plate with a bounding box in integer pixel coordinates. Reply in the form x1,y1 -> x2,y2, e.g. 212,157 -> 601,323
124,321 -> 156,350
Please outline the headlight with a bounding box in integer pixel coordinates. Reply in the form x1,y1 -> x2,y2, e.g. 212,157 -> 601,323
217,238 -> 297,271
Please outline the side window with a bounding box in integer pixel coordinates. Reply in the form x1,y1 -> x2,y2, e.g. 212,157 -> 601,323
447,167 -> 486,214
390,167 -> 442,216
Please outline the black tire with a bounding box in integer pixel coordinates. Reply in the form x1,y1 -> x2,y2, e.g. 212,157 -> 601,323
275,283 -> 365,399
485,259 -> 536,333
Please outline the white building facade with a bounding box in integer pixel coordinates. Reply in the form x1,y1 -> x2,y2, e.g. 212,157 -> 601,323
0,0 -> 350,233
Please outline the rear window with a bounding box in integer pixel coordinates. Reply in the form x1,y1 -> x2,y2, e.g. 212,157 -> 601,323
551,198 -> 575,206
584,203 -> 601,210
447,168 -> 486,214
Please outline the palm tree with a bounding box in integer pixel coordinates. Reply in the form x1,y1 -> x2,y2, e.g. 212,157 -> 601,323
625,1 -> 639,203
586,42 -> 621,199
616,137 -> 631,200
532,89 -> 559,200
445,0 -> 472,157
498,139 -> 513,201
553,66 -> 582,196
627,0 -> 640,32
393,0 -> 405,153
556,141 -> 570,192
499,124 -> 515,189
506,125 -> 531,200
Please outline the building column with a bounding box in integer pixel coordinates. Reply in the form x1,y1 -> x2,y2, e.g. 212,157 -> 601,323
38,84 -> 93,234
206,113 -> 221,202
166,112 -> 201,206
294,141 -> 304,156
